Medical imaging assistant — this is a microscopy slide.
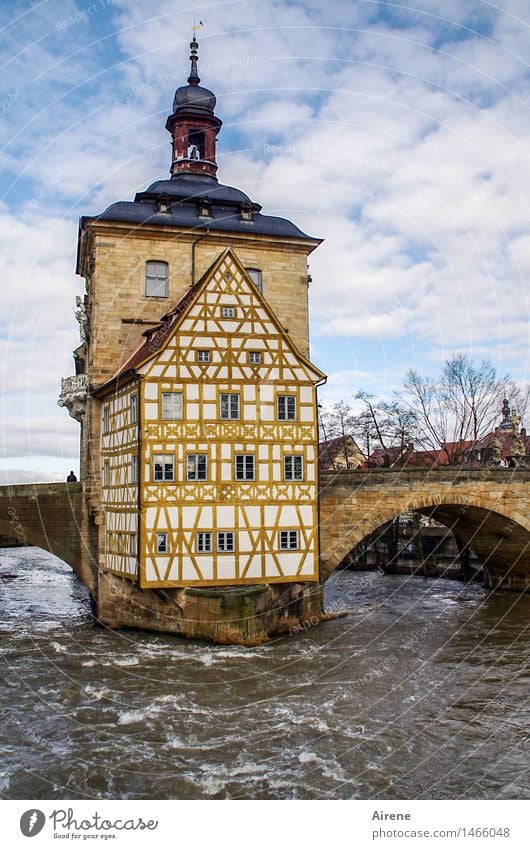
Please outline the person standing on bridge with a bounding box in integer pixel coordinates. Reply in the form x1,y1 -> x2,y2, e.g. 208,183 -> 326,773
66,471 -> 78,482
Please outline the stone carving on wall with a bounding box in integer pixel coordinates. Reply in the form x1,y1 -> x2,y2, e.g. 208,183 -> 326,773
58,374 -> 89,422
75,296 -> 88,343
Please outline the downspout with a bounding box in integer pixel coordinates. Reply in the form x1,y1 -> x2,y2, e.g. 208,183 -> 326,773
191,229 -> 210,285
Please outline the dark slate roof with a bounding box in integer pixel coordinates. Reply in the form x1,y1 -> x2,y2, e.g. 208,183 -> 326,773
136,174 -> 257,207
91,174 -> 320,242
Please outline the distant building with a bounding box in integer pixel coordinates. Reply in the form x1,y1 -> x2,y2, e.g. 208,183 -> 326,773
319,435 -> 364,470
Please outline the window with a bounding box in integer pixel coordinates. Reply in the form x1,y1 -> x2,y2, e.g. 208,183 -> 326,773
246,268 -> 262,293
156,533 -> 168,554
278,395 -> 296,421
220,393 -> 240,420
235,454 -> 255,481
280,530 -> 299,550
103,405 -> 110,433
161,392 -> 183,420
248,351 -> 261,365
187,454 -> 208,481
131,394 -> 138,423
153,454 -> 174,481
217,532 -> 235,553
131,455 -> 139,483
284,455 -> 303,481
145,261 -> 168,297
197,350 -> 210,363
103,460 -> 110,487
196,532 -> 212,553
130,534 -> 137,556
222,306 -> 236,318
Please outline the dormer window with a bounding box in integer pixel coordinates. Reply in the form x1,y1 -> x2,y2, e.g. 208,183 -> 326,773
157,199 -> 171,214
240,203 -> 253,222
198,199 -> 212,218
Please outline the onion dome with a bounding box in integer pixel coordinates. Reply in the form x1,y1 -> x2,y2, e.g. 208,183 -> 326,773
172,35 -> 216,115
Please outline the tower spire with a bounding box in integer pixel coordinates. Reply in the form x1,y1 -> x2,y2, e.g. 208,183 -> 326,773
188,34 -> 200,86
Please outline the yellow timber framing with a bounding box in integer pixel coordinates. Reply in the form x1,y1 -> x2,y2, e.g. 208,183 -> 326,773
95,248 -> 325,589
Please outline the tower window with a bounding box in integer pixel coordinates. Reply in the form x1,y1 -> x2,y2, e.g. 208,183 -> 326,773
187,130 -> 205,160
145,261 -> 169,298
246,268 -> 262,292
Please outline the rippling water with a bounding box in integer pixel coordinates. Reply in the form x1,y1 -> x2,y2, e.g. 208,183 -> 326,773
0,547 -> 528,800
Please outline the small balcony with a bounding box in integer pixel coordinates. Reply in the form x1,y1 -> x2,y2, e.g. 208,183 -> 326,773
58,374 -> 89,422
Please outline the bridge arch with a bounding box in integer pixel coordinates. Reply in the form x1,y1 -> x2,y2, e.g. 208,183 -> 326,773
319,470 -> 530,591
0,483 -> 96,593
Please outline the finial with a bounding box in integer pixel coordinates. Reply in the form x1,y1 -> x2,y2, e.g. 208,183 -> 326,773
188,34 -> 200,85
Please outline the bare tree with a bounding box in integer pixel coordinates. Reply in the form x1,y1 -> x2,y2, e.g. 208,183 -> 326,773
354,391 -> 418,464
402,354 -> 518,464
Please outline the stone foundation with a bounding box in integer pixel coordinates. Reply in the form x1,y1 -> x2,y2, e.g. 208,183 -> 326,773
95,572 -> 324,645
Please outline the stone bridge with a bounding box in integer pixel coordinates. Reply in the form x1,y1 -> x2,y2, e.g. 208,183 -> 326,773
0,469 -> 528,644
0,483 -> 96,593
319,468 -> 530,591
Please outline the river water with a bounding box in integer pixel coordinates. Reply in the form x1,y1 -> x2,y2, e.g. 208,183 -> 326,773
0,547 -> 528,800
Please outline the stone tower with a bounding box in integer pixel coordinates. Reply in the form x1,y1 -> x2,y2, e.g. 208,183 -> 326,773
59,37 -> 326,643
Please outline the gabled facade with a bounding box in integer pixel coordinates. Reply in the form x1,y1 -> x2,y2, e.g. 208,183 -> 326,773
97,249 -> 324,588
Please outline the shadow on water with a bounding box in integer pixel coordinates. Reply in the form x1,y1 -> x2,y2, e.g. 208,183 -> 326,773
0,547 -> 528,800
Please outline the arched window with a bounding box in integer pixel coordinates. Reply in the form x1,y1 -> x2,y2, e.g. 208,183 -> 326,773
187,130 -> 205,160
246,268 -> 262,293
145,261 -> 168,297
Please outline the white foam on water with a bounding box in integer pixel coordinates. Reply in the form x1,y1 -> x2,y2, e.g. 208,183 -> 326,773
117,709 -> 147,725
49,641 -> 67,653
82,659 -> 98,667
114,656 -> 140,666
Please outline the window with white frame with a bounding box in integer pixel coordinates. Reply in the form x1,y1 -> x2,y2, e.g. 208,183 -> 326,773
145,261 -> 169,297
156,533 -> 168,554
187,454 -> 208,481
197,350 -> 210,363
235,454 -> 255,481
245,268 -> 262,293
277,395 -> 296,421
131,455 -> 139,483
153,454 -> 174,481
131,394 -> 138,423
248,351 -> 261,365
196,532 -> 212,553
103,405 -> 110,433
284,454 -> 304,481
222,306 -> 236,318
217,532 -> 235,552
161,392 -> 183,420
279,530 -> 299,550
220,393 -> 240,420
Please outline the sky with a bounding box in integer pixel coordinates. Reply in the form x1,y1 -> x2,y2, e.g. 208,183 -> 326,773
1,0 -> 530,483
